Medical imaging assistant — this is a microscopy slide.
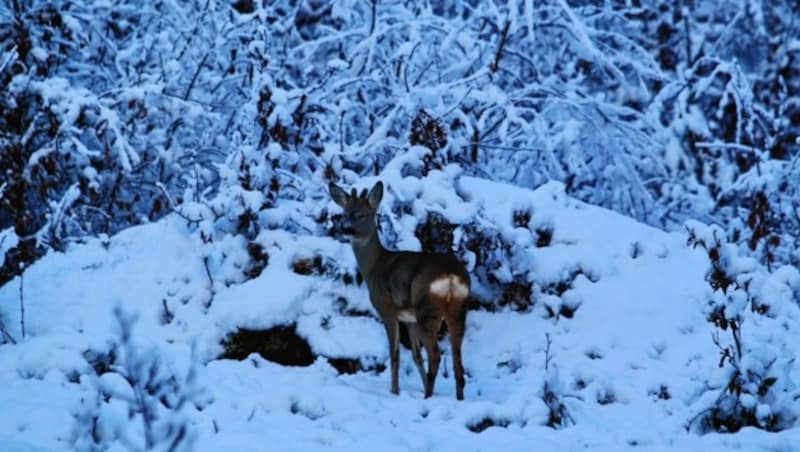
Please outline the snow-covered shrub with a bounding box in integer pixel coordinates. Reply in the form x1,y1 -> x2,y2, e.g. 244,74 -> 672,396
686,221 -> 800,433
72,308 -> 204,451
633,0 -> 800,261
721,169 -> 800,269
164,0 -> 798,284
0,3 -> 132,281
0,0 -> 248,284
1,0 -> 797,287
173,79 -> 337,293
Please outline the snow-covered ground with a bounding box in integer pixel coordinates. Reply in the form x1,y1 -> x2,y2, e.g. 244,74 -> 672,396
1,178 -> 798,451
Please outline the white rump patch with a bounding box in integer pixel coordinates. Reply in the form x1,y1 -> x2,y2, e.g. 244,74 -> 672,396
397,309 -> 417,323
429,275 -> 469,301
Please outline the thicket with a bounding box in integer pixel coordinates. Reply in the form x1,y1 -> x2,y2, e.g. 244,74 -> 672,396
2,1 -> 797,287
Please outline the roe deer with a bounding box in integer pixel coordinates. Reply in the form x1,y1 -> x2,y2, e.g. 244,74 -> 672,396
329,181 -> 470,400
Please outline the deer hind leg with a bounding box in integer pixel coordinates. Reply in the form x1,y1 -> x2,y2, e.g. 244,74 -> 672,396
420,330 -> 441,398
414,295 -> 443,398
445,305 -> 468,400
407,324 -> 427,392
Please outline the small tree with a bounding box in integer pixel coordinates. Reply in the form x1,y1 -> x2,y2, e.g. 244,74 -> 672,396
72,307 -> 205,451
541,334 -> 575,429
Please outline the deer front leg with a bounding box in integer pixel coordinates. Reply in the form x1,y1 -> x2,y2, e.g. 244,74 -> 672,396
382,317 -> 400,395
374,292 -> 401,396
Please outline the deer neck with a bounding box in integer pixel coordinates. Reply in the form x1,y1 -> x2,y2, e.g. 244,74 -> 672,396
350,228 -> 385,280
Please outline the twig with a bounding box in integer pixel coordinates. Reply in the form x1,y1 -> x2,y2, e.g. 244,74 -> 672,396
541,333 -> 575,428
412,60 -> 437,87
470,142 -> 544,153
166,425 -> 188,452
162,299 -> 174,324
695,142 -> 759,153
0,318 -> 16,344
202,256 -> 215,309
0,45 -> 17,75
438,86 -> 474,119
682,2 -> 692,65
156,182 -> 203,223
339,110 -> 345,154
105,171 -> 123,229
19,272 -> 25,340
544,333 -> 553,371
471,128 -> 480,163
369,0 -> 377,35
184,52 -> 210,101
490,19 -> 511,73
685,406 -> 712,431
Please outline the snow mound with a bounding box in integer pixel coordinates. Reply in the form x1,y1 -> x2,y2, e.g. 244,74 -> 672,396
1,178 -> 798,450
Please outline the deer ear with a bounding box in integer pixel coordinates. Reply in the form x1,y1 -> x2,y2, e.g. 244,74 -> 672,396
329,183 -> 349,208
367,181 -> 383,209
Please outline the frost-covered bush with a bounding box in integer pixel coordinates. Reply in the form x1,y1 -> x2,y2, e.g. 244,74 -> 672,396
72,308 -> 205,451
169,0 -> 797,282
0,0 -> 237,283
3,0 -> 799,294
173,79 -> 337,291
686,221 -> 800,433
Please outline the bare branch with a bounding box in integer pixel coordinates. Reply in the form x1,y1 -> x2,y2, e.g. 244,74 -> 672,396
490,19 -> 511,74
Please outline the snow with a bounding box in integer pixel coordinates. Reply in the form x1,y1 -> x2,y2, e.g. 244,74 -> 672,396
1,179 -> 798,450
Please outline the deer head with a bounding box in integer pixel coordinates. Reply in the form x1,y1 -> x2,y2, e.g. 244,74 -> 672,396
329,181 -> 383,240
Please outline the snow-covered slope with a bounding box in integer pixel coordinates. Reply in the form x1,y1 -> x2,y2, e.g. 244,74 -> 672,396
1,179 -> 798,451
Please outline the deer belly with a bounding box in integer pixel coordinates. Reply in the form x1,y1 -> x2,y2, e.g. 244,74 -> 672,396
397,309 -> 417,323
